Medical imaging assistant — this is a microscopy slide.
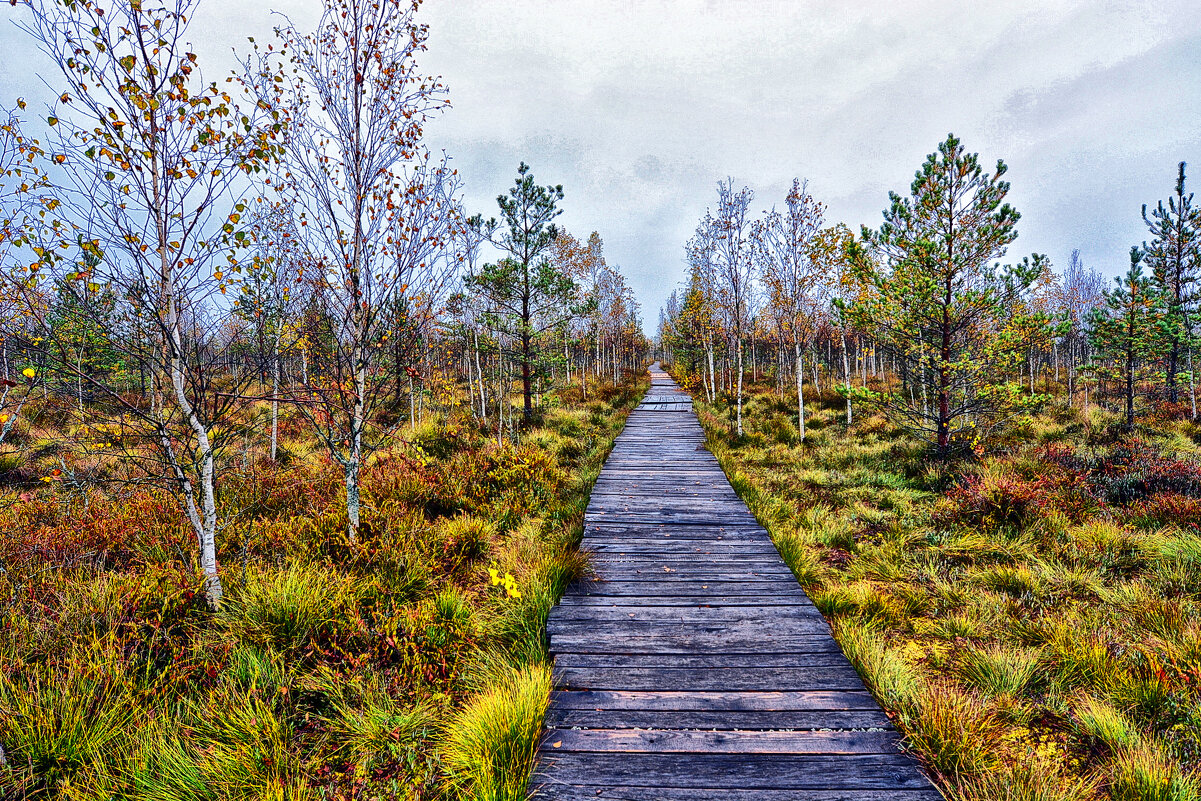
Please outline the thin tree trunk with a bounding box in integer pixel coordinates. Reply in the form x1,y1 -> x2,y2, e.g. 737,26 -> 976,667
736,325 -> 745,436
841,331 -> 852,426
701,341 -> 710,401
473,329 -> 486,420
270,331 -> 280,461
1190,344 -> 1197,420
795,340 -> 805,442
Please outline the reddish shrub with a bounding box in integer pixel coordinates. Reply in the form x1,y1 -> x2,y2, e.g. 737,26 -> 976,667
939,452 -> 1097,531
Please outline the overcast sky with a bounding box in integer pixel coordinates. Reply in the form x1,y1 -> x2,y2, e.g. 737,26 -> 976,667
4,0 -> 1200,331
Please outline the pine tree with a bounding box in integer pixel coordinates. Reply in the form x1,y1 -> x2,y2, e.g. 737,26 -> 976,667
469,163 -> 577,424
1142,162 -> 1201,413
1088,248 -> 1168,428
846,134 -> 1044,455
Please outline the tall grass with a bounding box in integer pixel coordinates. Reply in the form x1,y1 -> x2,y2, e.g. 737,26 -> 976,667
690,377 -> 1201,801
0,371 -> 650,800
0,658 -> 136,797
441,664 -> 552,801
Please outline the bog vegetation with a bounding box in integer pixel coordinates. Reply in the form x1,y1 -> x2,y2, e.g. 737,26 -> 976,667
660,139 -> 1201,798
2,0 -> 1199,797
0,0 -> 649,797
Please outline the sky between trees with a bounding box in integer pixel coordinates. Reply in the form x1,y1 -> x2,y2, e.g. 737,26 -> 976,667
2,0 -> 1198,329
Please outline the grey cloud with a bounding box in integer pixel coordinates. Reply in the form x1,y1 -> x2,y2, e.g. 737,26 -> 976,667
2,0 -> 1199,330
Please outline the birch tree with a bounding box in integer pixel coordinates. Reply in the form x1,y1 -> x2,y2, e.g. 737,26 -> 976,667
754,178 -> 824,440
1057,249 -> 1105,407
710,179 -> 755,436
246,0 -> 460,542
0,108 -> 51,449
15,0 -> 282,606
684,223 -> 720,401
236,204 -> 306,460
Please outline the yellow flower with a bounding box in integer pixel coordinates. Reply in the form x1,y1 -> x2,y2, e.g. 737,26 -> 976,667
0,414 -> 9,424
21,367 -> 35,379
488,568 -> 500,585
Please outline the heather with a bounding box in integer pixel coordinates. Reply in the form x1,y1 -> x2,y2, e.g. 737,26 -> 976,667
0,373 -> 647,800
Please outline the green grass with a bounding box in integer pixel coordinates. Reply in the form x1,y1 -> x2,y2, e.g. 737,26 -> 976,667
0,371 -> 649,800
0,657 -> 136,798
1111,743 -> 1201,801
440,664 -> 551,801
686,375 -> 1201,801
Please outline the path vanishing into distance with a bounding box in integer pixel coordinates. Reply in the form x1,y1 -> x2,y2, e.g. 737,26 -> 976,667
533,363 -> 940,800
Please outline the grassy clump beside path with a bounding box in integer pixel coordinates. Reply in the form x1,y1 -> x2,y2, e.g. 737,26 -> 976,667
692,380 -> 1201,801
0,375 -> 647,801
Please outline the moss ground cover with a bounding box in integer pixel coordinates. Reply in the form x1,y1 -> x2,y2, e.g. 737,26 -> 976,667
0,375 -> 647,801
691,379 -> 1201,801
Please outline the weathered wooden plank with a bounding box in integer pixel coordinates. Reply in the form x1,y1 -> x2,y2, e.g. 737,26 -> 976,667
532,788 -> 943,801
587,552 -> 786,562
549,605 -> 825,622
534,753 -> 933,789
582,546 -> 782,557
553,652 -> 854,669
579,568 -> 796,580
582,531 -> 772,541
554,666 -> 868,692
545,708 -> 893,730
566,580 -> 808,595
549,626 -> 833,645
557,594 -> 814,607
585,559 -> 792,569
582,532 -> 773,542
583,527 -> 772,537
549,689 -> 880,710
549,633 -> 842,654
575,572 -> 798,585
541,729 -> 902,754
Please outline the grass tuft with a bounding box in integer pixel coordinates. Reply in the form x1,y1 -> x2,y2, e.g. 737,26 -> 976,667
957,644 -> 1042,697
901,683 -> 1003,780
0,659 -> 135,798
1073,695 -> 1139,753
441,664 -> 551,801
220,562 -> 353,651
834,620 -> 923,712
1110,742 -> 1200,801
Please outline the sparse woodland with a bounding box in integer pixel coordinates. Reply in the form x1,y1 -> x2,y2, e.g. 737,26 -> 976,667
1,0 -> 1199,799
0,0 -> 648,798
660,138 -> 1201,799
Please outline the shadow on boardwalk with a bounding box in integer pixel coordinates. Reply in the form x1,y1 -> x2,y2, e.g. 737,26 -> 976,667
533,363 -> 941,800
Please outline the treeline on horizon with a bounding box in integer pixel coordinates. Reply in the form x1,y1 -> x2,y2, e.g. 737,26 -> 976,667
660,133 -> 1199,452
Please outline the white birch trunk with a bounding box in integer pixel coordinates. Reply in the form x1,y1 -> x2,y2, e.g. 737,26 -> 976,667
795,340 -> 805,442
841,332 -> 852,426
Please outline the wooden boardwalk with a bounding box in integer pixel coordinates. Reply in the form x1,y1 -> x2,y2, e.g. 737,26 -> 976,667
533,364 -> 940,800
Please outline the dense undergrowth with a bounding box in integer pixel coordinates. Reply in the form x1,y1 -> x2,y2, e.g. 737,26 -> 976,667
688,376 -> 1201,801
0,374 -> 648,801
